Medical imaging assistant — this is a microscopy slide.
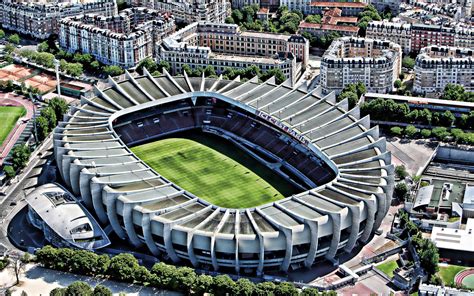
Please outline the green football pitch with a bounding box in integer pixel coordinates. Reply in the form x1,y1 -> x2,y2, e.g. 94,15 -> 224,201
0,106 -> 26,145
131,132 -> 299,208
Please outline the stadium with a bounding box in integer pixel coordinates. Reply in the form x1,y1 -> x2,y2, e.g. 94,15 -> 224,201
54,68 -> 394,274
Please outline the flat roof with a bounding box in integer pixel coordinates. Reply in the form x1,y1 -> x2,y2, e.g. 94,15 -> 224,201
431,218 -> 474,252
365,93 -> 474,108
310,1 -> 367,8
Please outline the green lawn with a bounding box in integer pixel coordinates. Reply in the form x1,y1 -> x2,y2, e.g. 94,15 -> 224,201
438,264 -> 467,286
376,260 -> 399,278
131,132 -> 299,209
0,106 -> 25,145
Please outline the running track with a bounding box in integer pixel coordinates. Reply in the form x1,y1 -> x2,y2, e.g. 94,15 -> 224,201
0,92 -> 34,165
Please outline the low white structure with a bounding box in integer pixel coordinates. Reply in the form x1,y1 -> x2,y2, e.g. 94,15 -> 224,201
431,218 -> 474,253
26,183 -> 110,250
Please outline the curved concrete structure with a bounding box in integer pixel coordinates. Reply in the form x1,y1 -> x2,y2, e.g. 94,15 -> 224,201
54,69 -> 394,274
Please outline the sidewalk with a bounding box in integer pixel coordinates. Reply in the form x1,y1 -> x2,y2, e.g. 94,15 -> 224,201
1,263 -> 181,296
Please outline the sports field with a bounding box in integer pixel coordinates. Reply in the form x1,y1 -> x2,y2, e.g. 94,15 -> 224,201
131,132 -> 298,208
0,106 -> 25,145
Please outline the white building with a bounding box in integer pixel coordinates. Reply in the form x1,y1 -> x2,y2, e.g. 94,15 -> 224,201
59,7 -> 175,69
320,37 -> 402,94
26,183 -> 110,250
414,45 -> 474,95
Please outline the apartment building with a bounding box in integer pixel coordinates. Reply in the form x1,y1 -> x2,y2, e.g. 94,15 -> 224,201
59,7 -> 175,69
414,46 -> 474,94
128,0 -> 229,23
320,37 -> 402,94
299,8 -> 360,38
159,22 -> 309,85
366,21 -> 474,54
0,0 -> 116,39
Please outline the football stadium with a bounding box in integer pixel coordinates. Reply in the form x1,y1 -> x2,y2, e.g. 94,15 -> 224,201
54,69 -> 394,274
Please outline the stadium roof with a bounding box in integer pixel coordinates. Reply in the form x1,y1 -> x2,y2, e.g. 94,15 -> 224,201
54,69 -> 393,248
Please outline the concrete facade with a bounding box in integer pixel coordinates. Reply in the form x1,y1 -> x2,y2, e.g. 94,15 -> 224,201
54,72 -> 393,274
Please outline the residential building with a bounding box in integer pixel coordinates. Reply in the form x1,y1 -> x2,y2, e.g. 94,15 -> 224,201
59,7 -> 175,69
158,22 -> 309,84
414,45 -> 474,94
128,0 -> 229,24
0,0 -> 116,39
320,37 -> 402,94
308,2 -> 367,17
366,21 -> 474,54
366,21 -> 412,54
369,0 -> 402,15
299,8 -> 360,38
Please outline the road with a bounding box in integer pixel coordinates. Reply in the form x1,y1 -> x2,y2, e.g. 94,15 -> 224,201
0,136 -> 53,251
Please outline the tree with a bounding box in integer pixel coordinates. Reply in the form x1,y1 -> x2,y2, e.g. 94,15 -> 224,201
4,165 -> 15,178
235,278 -> 254,296
420,129 -> 431,138
0,29 -> 5,39
8,34 -> 20,44
395,165 -> 408,179
35,245 -> 58,269
50,288 -> 66,296
92,285 -> 112,296
35,116 -> 50,141
11,144 -> 31,170
225,16 -> 235,24
390,126 -> 403,136
69,250 -> 98,275
440,110 -> 455,127
192,274 -> 214,296
157,60 -> 171,73
108,253 -> 139,282
274,282 -> 299,296
32,52 -> 55,68
432,127 -> 450,141
301,288 -> 320,295
414,237 -> 440,275
404,125 -> 418,138
137,57 -> 157,74
212,275 -> 237,296
260,68 -> 286,84
394,79 -> 402,89
254,282 -> 276,295
11,254 -> 27,285
40,107 -> 57,131
133,265 -> 152,285
171,267 -> 196,293
232,9 -> 244,24
90,61 -> 101,72
65,281 -> 93,296
55,248 -> 74,271
48,97 -> 68,123
37,42 -> 49,53
103,65 -> 124,77
151,262 -> 177,289
63,62 -> 83,77
204,65 -> 217,77
394,182 -> 408,201
402,56 -> 415,69
305,14 -> 322,24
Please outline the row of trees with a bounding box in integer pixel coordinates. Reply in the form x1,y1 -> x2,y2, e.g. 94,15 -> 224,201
361,98 -> 474,129
301,31 -> 341,50
136,58 -> 171,76
226,5 -> 303,34
35,246 -> 334,296
0,29 -> 21,44
440,84 -> 474,102
3,144 -> 31,178
50,282 -> 113,296
357,5 -> 382,36
34,97 -> 69,141
389,125 -> 474,144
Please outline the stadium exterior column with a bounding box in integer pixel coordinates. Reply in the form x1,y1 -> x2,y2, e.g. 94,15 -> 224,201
163,222 -> 180,263
123,202 -> 143,247
105,194 -> 126,239
79,169 -> 95,208
186,232 -> 199,267
234,212 -> 241,274
325,211 -> 342,260
142,213 -> 161,256
90,180 -> 109,223
246,210 -> 265,276
304,220 -> 319,268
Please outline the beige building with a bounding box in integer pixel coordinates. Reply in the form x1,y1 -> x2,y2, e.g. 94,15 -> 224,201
0,0 -> 116,39
159,22 -> 309,84
414,45 -> 474,94
59,7 -> 175,69
320,37 -> 402,94
366,21 -> 412,54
